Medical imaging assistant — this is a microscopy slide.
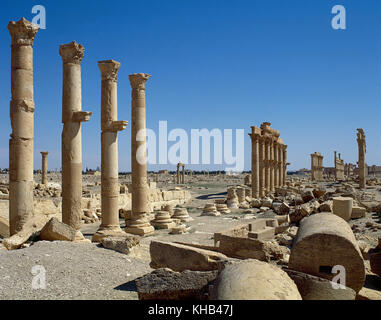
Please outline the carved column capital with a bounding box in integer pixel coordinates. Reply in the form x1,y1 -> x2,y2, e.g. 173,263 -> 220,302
98,60 -> 121,82
8,18 -> 39,47
59,41 -> 84,64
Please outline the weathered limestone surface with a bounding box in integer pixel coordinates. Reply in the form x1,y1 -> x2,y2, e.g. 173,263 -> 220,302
289,213 -> 365,293
135,268 -> 218,300
210,260 -> 302,300
8,18 -> 39,235
93,60 -> 127,242
150,240 -> 229,272
59,41 -> 92,232
125,73 -> 154,236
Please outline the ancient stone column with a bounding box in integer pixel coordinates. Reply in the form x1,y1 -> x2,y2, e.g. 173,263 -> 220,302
357,129 -> 366,189
93,60 -> 128,242
182,164 -> 185,184
249,127 -> 260,199
278,143 -> 283,186
264,138 -> 271,195
125,73 -> 154,236
269,139 -> 275,192
259,137 -> 265,197
40,152 -> 48,185
8,18 -> 39,235
176,163 -> 180,184
59,41 -> 92,236
283,146 -> 288,185
274,141 -> 279,188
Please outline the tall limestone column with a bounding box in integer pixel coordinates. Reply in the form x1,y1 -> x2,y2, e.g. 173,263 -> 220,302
249,127 -> 260,199
259,137 -> 265,198
8,18 -> 39,235
283,145 -> 288,185
176,163 -> 180,184
274,141 -> 279,188
357,129 -> 366,189
125,73 -> 154,236
264,138 -> 270,195
40,152 -> 48,185
59,41 -> 92,238
93,60 -> 128,242
182,164 -> 185,184
279,144 -> 284,186
269,139 -> 275,192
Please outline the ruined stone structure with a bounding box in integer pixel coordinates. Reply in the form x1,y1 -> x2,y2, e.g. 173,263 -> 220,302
40,152 -> 49,185
8,18 -> 39,235
249,122 -> 287,198
344,163 -> 355,179
310,152 -> 323,181
93,60 -> 128,242
289,213 -> 365,293
59,41 -> 92,233
357,129 -> 366,189
176,163 -> 185,184
125,73 -> 154,236
334,151 -> 345,181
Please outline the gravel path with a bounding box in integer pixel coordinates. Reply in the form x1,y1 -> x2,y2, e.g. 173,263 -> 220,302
0,241 -> 152,300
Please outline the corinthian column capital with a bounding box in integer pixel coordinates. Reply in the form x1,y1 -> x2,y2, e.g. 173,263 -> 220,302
98,60 -> 121,82
59,41 -> 84,64
8,18 -> 39,47
129,73 -> 151,89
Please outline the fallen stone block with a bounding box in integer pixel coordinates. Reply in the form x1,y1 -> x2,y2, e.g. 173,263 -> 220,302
351,206 -> 366,219
209,260 -> 302,300
302,190 -> 314,203
283,268 -> 355,300
150,241 -> 229,272
39,217 -> 77,241
2,215 -> 50,250
101,235 -> 140,254
135,268 -> 218,300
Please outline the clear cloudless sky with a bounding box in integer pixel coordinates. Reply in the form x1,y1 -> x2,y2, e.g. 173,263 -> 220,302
0,0 -> 380,172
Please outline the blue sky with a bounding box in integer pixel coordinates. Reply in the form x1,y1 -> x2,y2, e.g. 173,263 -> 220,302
0,0 -> 380,172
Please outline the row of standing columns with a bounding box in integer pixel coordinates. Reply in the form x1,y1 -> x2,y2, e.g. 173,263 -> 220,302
249,122 -> 288,199
7,17 -> 155,237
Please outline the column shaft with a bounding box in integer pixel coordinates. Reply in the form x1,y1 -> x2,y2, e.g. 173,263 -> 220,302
8,18 -> 39,235
93,60 -> 127,242
126,73 -> 154,236
60,41 -> 92,232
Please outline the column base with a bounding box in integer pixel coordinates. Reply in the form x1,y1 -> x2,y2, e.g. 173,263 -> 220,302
125,225 -> 155,236
92,226 -> 128,243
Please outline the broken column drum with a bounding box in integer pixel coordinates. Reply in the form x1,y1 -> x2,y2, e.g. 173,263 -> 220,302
289,213 -> 365,293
